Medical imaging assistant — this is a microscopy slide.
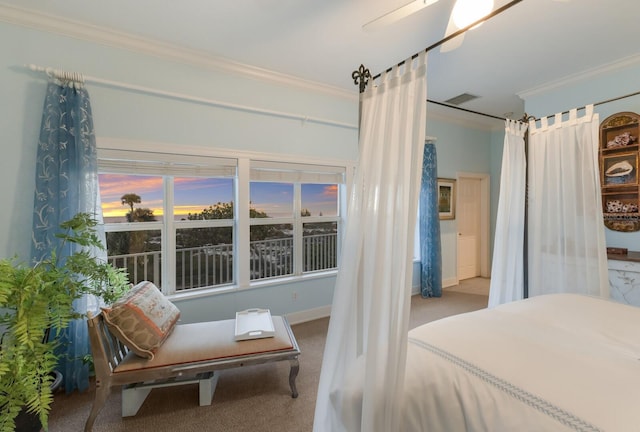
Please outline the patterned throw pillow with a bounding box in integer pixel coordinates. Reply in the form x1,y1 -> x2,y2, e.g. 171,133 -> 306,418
102,281 -> 180,360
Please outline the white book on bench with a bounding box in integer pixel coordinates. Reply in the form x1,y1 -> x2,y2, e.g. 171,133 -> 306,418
235,308 -> 275,341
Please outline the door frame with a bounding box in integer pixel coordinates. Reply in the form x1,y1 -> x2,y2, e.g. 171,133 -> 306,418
456,172 -> 491,278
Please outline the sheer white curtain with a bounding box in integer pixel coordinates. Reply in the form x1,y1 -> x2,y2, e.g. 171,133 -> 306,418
527,105 -> 609,298
313,52 -> 427,432
488,120 -> 527,307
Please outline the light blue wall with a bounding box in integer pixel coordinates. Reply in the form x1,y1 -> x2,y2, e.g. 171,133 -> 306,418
1,19 -> 501,321
490,128 -> 506,260
0,21 -> 357,323
522,60 -> 640,251
421,117 -> 496,286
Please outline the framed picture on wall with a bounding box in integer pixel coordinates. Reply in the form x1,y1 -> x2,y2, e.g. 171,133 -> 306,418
602,152 -> 638,187
438,178 -> 456,220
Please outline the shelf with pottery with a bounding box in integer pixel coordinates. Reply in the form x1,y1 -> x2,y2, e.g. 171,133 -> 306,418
600,111 -> 640,232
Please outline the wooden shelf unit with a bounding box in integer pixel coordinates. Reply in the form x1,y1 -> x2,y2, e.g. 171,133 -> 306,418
599,112 -> 640,232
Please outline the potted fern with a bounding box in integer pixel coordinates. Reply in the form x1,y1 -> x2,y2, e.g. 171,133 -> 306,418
0,213 -> 130,432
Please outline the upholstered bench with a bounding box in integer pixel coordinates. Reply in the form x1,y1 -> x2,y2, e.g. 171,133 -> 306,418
85,310 -> 300,432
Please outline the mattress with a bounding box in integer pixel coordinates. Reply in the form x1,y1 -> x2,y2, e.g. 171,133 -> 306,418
401,294 -> 640,431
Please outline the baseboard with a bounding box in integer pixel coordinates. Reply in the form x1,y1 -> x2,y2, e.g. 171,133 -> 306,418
443,277 -> 459,288
412,277 -> 459,295
285,305 -> 331,325
288,277 -> 461,323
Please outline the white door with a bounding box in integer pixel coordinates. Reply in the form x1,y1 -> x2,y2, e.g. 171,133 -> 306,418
457,177 -> 481,280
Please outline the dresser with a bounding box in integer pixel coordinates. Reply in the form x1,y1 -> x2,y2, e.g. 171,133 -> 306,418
608,251 -> 640,306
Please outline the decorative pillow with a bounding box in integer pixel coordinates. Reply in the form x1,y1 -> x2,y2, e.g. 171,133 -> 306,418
102,281 -> 180,360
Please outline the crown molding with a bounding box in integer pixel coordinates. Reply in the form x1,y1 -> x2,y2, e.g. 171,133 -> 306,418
518,54 -> 640,100
0,3 -> 357,102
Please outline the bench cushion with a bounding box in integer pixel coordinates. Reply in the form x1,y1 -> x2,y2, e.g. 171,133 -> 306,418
114,316 -> 293,372
102,281 -> 181,360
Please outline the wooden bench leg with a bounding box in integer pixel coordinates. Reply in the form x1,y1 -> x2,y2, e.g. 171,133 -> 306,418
84,379 -> 111,432
198,372 -> 219,406
122,385 -> 152,417
289,358 -> 299,398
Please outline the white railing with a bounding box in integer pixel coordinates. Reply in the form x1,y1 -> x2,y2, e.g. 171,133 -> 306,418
108,233 -> 337,291
108,250 -> 162,287
176,244 -> 234,290
303,233 -> 338,272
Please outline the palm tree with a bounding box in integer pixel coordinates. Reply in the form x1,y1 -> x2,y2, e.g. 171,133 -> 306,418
121,193 -> 141,222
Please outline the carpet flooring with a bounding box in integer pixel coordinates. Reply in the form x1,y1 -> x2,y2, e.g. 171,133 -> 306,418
48,280 -> 488,432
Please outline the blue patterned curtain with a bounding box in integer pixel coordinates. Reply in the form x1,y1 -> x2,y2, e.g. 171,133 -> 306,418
31,79 -> 100,393
419,140 -> 442,297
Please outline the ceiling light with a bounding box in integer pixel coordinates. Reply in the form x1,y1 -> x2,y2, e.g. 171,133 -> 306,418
451,0 -> 494,29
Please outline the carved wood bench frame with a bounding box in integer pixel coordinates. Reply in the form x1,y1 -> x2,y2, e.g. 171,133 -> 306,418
84,312 -> 300,432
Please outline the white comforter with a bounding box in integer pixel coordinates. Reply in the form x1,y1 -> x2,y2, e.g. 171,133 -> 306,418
401,294 -> 640,432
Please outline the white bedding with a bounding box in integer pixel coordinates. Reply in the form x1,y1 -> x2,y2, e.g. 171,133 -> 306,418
401,294 -> 640,432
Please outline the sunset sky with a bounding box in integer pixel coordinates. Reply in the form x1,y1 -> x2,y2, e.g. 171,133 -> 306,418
99,174 -> 338,219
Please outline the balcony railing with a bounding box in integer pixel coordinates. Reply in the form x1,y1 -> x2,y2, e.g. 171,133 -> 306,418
108,250 -> 162,287
108,233 -> 337,291
177,244 -> 234,290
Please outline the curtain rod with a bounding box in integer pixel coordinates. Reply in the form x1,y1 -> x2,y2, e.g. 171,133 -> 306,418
438,89 -> 640,125
595,90 -> 640,107
367,0 -> 524,84
530,90 -> 640,123
24,64 -> 358,131
428,99 -> 507,121
25,65 -> 85,83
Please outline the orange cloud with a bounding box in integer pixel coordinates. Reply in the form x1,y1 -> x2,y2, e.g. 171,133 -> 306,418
99,174 -> 164,217
99,174 -> 162,201
322,184 -> 338,197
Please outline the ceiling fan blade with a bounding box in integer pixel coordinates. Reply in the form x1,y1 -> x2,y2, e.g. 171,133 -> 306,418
363,0 -> 440,32
440,13 -> 464,53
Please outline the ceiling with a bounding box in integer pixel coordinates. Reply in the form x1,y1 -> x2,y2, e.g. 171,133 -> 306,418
4,0 -> 640,128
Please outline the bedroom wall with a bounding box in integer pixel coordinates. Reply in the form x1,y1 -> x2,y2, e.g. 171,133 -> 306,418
411,116 -> 496,288
521,57 -> 640,251
0,14 -> 499,321
0,19 -> 357,323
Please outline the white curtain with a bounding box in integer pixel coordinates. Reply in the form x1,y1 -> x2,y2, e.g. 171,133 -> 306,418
488,120 -> 527,307
527,105 -> 609,298
313,52 -> 427,432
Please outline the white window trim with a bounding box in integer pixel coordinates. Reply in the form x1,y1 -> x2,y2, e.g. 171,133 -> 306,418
97,137 -> 355,296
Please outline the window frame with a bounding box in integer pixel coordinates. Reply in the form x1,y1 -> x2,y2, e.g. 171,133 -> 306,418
97,139 -> 352,297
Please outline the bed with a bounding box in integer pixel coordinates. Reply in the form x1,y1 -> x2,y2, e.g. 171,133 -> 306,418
401,293 -> 640,432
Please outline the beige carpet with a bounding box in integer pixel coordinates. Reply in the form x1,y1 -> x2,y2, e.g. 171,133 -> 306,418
48,282 -> 488,432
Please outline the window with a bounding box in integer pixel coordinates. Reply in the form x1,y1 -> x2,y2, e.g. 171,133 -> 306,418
248,182 -> 339,280
100,173 -> 164,287
98,147 -> 346,295
301,184 -> 338,272
249,161 -> 343,282
173,176 -> 235,290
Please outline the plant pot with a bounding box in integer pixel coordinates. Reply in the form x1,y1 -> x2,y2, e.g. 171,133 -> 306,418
14,370 -> 63,432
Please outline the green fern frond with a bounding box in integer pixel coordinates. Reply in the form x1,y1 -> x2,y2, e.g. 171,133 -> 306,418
0,213 -> 131,430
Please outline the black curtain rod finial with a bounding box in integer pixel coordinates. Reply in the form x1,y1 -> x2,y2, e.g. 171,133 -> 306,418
352,64 -> 371,93
521,113 -> 536,123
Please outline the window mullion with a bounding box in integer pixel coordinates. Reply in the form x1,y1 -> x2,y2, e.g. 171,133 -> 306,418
164,176 -> 176,295
293,183 -> 303,275
237,158 -> 250,288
